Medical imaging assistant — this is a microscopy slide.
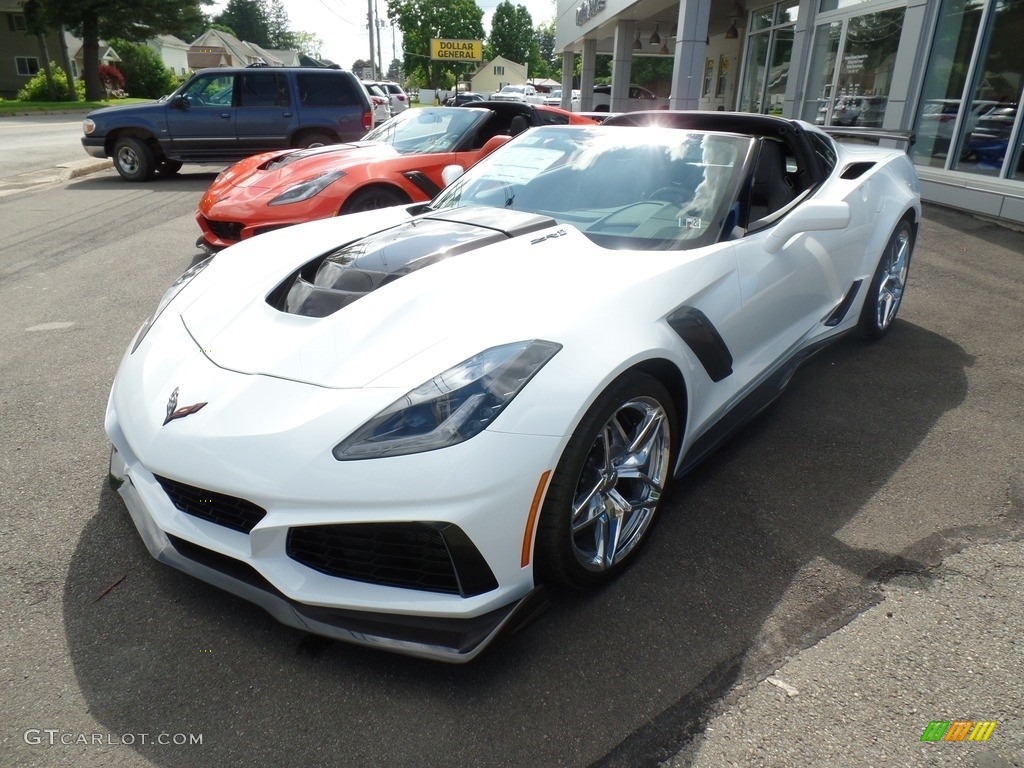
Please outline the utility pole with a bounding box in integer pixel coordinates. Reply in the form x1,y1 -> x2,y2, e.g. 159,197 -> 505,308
366,0 -> 377,79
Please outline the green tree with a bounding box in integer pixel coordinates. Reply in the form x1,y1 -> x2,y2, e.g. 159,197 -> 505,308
386,0 -> 484,89
42,0 -> 207,100
291,30 -> 322,59
487,1 -> 537,72
534,20 -> 556,80
108,37 -> 178,98
214,0 -> 271,47
265,0 -> 296,49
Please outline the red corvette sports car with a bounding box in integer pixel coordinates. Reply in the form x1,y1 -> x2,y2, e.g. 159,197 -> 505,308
196,103 -> 596,251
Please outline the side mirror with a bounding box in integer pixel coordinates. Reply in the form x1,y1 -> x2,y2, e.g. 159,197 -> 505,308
170,94 -> 188,110
479,134 -> 512,157
441,165 -> 465,186
763,200 -> 851,254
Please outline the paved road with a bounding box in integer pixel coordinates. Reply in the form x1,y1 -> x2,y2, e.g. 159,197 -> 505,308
0,166 -> 1021,768
0,114 -> 90,179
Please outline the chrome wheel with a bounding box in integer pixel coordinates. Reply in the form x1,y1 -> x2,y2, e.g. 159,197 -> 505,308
536,372 -> 676,588
874,222 -> 912,331
117,145 -> 141,175
112,137 -> 155,181
570,395 -> 671,571
861,217 -> 914,339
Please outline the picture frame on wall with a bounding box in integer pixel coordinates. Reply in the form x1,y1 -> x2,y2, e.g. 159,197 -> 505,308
703,57 -> 714,97
716,55 -> 729,97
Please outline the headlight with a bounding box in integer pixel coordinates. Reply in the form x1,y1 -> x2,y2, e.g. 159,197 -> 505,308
334,340 -> 562,460
268,170 -> 346,206
83,118 -> 95,135
131,257 -> 212,353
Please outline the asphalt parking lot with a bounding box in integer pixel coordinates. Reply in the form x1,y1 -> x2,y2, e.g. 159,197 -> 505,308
0,158 -> 1022,767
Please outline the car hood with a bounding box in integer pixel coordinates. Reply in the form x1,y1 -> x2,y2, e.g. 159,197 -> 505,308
174,206 -> 692,390
213,141 -> 390,192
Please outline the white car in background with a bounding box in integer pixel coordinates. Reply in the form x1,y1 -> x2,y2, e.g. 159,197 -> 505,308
543,88 -> 580,107
490,84 -> 543,104
584,84 -> 669,112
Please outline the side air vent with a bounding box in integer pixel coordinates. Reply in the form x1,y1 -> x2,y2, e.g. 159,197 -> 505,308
840,162 -> 875,180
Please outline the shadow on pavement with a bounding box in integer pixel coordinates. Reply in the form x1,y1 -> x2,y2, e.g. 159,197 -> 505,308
62,320 -> 971,767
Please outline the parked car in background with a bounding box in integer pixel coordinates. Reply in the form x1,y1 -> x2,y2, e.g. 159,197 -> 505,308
585,84 -> 668,112
962,103 -> 1018,167
368,80 -> 410,114
82,67 -> 373,181
543,88 -> 580,107
490,84 -> 543,104
446,91 -> 484,106
362,81 -> 392,125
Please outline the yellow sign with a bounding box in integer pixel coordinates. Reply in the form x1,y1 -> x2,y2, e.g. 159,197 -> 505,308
430,38 -> 483,62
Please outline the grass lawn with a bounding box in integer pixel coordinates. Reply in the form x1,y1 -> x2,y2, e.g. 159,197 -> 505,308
0,98 -> 151,115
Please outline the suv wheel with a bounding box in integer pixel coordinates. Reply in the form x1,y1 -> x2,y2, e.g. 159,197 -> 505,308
114,137 -> 156,182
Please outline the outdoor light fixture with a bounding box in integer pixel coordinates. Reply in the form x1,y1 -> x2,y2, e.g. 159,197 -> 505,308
659,40 -> 670,55
650,24 -> 660,45
725,2 -> 744,39
633,29 -> 641,50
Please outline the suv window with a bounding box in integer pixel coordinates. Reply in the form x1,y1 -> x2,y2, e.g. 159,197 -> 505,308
297,72 -> 360,107
240,71 -> 290,108
182,73 -> 235,107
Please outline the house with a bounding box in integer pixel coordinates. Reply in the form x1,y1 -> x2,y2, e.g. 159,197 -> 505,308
468,56 -> 528,95
148,34 -> 190,77
64,31 -> 120,80
187,29 -> 287,69
0,1 -> 64,98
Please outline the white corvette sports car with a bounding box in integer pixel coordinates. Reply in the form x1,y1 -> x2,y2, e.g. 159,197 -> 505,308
106,113 -> 920,662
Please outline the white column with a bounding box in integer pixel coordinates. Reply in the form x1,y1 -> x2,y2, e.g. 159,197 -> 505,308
610,20 -> 635,112
670,0 -> 712,109
561,50 -> 575,109
579,38 -> 598,111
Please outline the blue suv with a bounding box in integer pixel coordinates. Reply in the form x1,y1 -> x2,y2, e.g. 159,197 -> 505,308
82,67 -> 374,181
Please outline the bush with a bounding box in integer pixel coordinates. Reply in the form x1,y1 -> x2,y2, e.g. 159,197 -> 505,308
99,63 -> 126,97
107,38 -> 179,99
17,64 -> 84,101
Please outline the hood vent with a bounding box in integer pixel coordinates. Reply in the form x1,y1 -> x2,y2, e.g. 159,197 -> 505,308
268,207 -> 555,318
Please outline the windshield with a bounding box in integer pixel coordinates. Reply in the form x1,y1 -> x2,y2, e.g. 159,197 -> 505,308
360,107 -> 489,154
432,126 -> 754,250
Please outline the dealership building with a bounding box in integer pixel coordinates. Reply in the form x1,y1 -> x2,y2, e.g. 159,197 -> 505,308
554,0 -> 1024,226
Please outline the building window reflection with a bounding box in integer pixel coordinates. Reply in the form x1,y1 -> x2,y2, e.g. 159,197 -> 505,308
738,1 -> 799,115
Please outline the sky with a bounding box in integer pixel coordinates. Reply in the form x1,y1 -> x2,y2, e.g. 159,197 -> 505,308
208,0 -> 558,71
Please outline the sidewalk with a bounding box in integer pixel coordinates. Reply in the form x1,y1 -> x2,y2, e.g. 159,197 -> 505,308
666,539 -> 1024,768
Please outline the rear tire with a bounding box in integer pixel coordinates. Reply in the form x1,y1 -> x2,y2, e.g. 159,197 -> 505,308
535,372 -> 675,589
860,216 -> 914,339
113,137 -> 156,181
295,132 -> 334,149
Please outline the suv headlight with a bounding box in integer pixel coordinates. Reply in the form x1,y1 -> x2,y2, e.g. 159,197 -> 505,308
334,340 -> 561,460
83,118 -> 96,135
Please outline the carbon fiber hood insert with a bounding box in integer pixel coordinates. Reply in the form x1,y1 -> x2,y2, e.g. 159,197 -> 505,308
269,207 -> 556,318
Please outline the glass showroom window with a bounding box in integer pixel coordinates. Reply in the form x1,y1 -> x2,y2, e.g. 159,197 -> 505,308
801,5 -> 906,129
952,2 -> 1023,179
738,2 -> 799,115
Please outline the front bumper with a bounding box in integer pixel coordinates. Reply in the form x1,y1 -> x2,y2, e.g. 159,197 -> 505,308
82,136 -> 107,159
108,443 -> 549,662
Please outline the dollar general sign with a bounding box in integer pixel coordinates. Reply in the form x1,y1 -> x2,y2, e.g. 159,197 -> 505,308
430,39 -> 483,62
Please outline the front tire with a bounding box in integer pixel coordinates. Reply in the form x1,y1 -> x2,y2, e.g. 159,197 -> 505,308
113,137 -> 156,181
535,372 -> 675,589
860,216 -> 914,339
342,187 -> 409,213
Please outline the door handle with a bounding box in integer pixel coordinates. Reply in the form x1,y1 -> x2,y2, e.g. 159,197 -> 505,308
282,112 -> 293,117
220,112 -> 231,119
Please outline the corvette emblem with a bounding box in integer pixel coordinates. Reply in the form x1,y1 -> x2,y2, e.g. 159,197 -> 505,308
163,387 -> 207,425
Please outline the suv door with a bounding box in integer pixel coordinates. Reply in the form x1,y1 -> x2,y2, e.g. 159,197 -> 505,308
295,71 -> 372,142
235,70 -> 297,153
166,71 -> 238,159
